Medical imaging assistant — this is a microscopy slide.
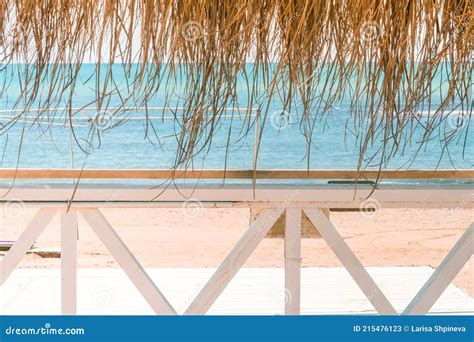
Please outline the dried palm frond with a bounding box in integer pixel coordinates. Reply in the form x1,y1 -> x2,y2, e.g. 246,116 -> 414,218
0,0 -> 472,178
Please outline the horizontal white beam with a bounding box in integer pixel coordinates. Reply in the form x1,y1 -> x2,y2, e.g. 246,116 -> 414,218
0,188 -> 471,209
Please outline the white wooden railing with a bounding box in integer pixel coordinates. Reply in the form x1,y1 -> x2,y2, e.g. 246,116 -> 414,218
0,169 -> 473,315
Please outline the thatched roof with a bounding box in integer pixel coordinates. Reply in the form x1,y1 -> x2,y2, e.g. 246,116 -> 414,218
0,0 -> 472,173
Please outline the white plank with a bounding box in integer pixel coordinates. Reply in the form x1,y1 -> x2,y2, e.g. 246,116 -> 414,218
304,208 -> 397,314
79,208 -> 176,315
185,208 -> 284,315
1,187 -> 471,209
0,209 -> 56,285
285,208 -> 301,315
60,209 -> 78,315
403,223 -> 473,315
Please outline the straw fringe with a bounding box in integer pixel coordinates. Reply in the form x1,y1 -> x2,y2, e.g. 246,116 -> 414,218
0,0 -> 472,173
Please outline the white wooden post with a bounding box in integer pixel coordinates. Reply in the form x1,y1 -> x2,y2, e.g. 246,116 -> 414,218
0,209 -> 56,285
285,208 -> 301,315
185,207 -> 284,315
403,223 -> 473,315
61,209 -> 78,315
304,208 -> 397,315
80,208 -> 177,315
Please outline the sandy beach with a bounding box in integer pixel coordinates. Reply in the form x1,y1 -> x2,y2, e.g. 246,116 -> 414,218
2,207 -> 472,296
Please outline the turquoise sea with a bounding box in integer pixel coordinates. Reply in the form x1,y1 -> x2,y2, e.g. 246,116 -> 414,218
0,64 -> 472,172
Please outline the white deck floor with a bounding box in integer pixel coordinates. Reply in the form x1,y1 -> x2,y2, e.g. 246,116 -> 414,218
1,267 -> 472,315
